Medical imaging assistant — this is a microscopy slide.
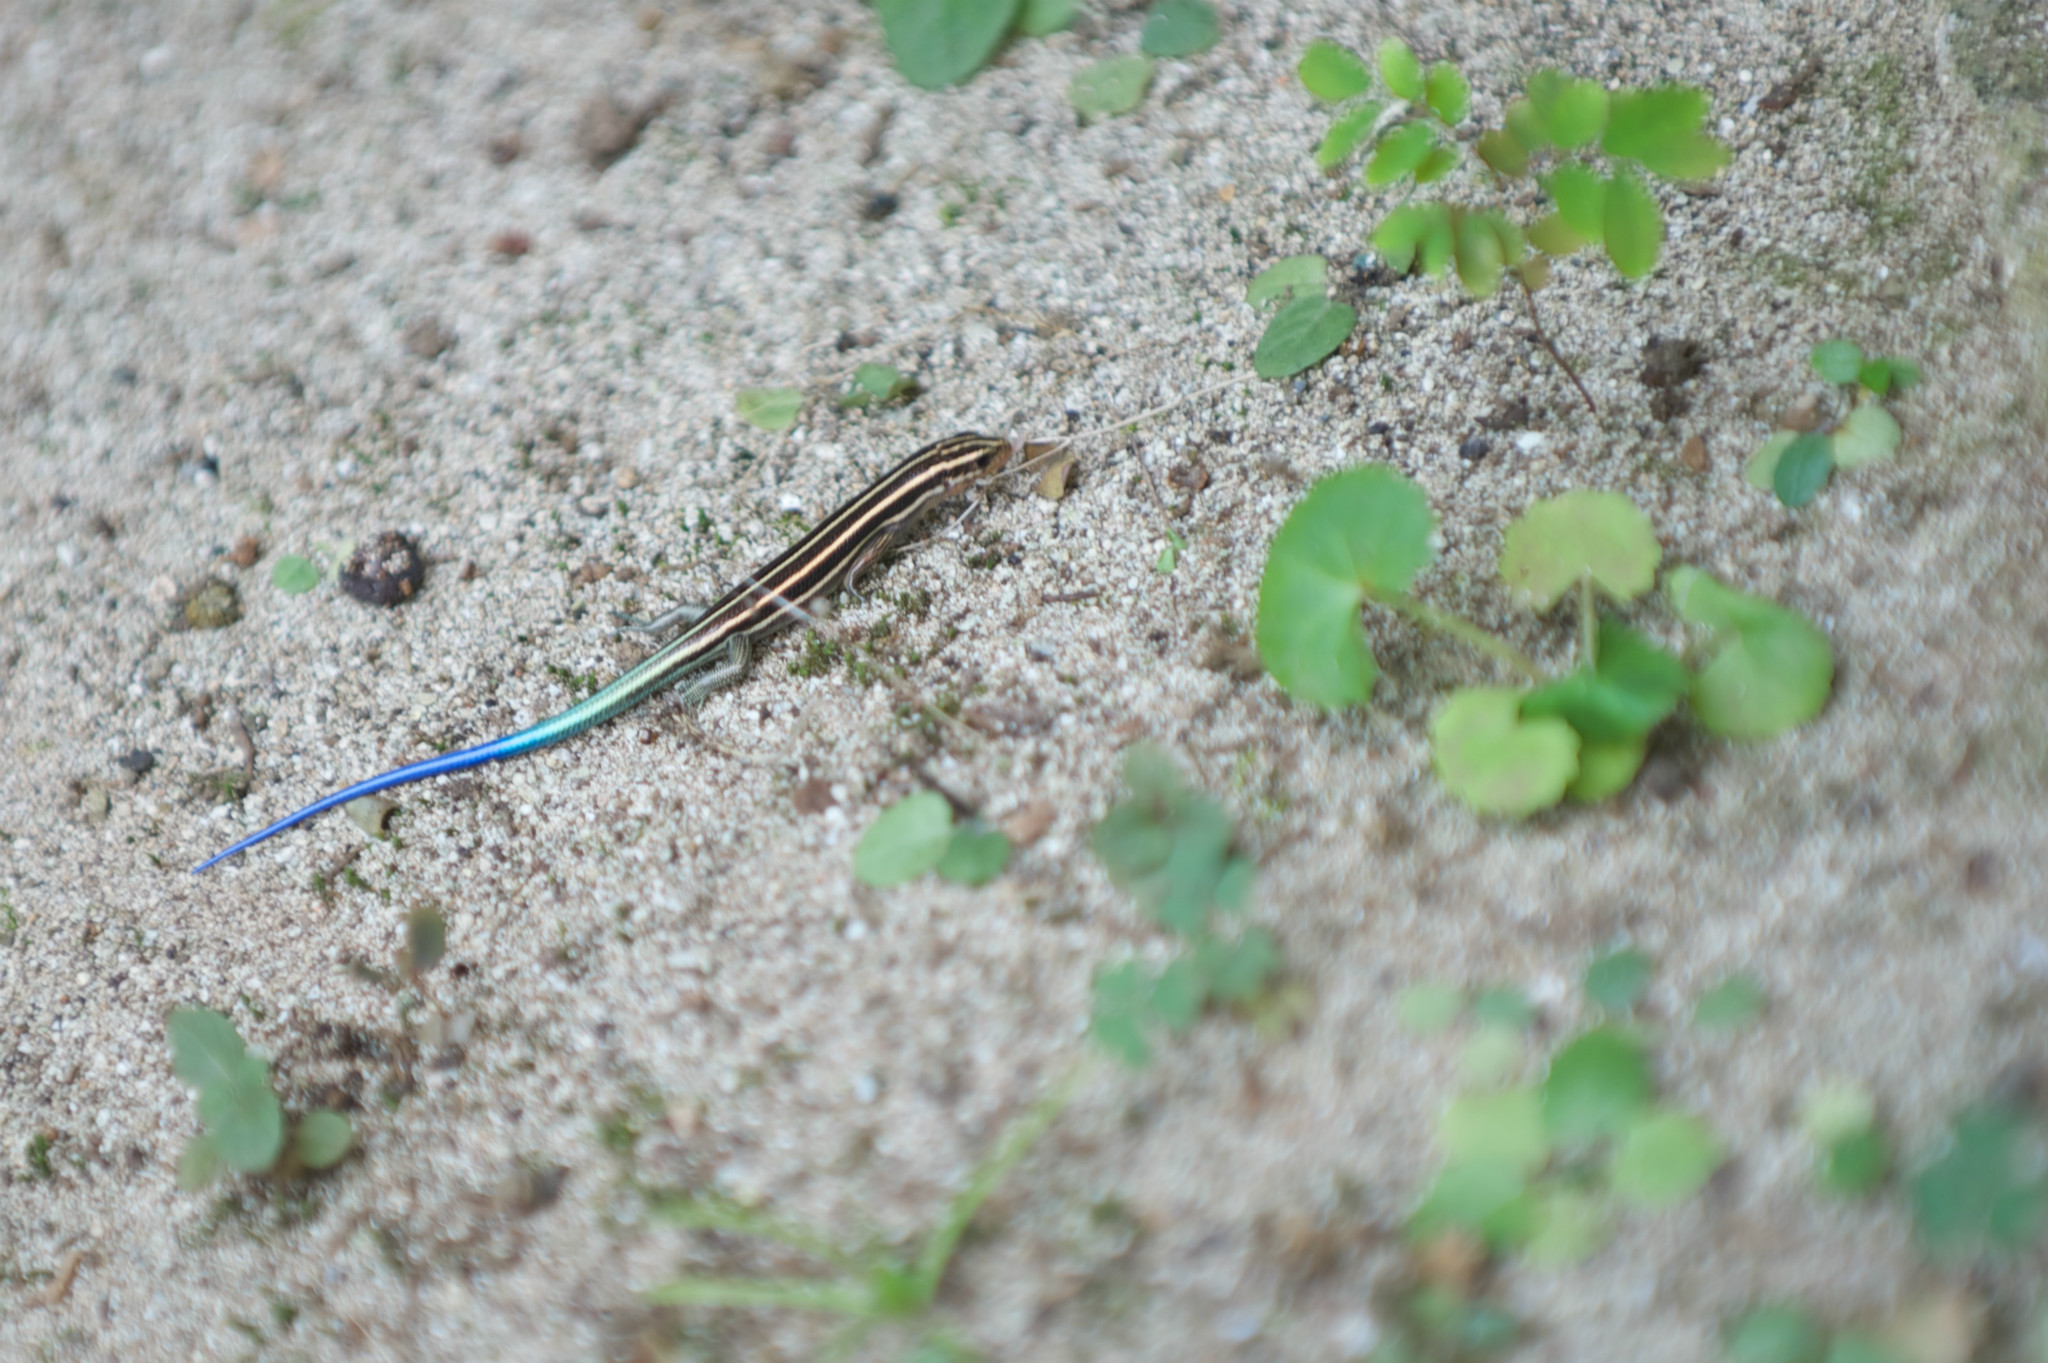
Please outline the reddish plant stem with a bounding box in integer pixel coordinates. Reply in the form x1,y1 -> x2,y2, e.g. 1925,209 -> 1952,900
1518,272 -> 1597,415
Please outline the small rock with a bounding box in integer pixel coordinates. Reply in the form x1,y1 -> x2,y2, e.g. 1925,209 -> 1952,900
1000,800 -> 1057,848
1168,461 -> 1210,493
459,560 -> 482,582
487,130 -> 523,165
115,749 -> 156,777
569,559 -> 612,589
1640,335 -> 1707,390
227,535 -> 261,568
1638,754 -> 1692,803
1758,58 -> 1822,113
489,230 -> 531,258
1680,434 -> 1710,472
1476,396 -> 1531,431
1458,435 -> 1492,462
1964,850 -> 2002,895
80,787 -> 110,822
577,91 -> 670,171
403,316 -> 455,359
858,190 -> 899,221
792,777 -> 836,814
1778,395 -> 1825,432
339,532 -> 427,606
613,466 -> 642,490
183,580 -> 242,630
495,1163 -> 569,1215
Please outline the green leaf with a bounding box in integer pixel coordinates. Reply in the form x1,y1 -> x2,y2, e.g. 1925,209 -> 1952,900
405,904 -> 445,974
1830,405 -> 1901,469
1821,1334 -> 1903,1363
1611,1110 -> 1723,1206
1408,1159 -> 1527,1239
853,790 -> 955,886
1376,37 -> 1423,102
1255,466 -> 1436,708
177,1134 -> 225,1191
1911,1103 -> 2048,1254
874,0 -> 1020,89
936,820 -> 1010,886
1091,962 -> 1155,1067
1412,144 -> 1460,186
1298,40 -> 1371,103
1771,431 -> 1834,507
1090,746 -> 1250,935
1198,927 -> 1280,1002
1017,0 -> 1077,37
1669,567 -> 1834,739
735,387 -> 802,432
1527,213 -> 1587,257
1472,986 -> 1535,1030
1431,687 -> 1580,817
1398,981 -> 1465,1034
1858,356 -> 1921,396
1251,294 -> 1356,379
1522,1185 -> 1612,1265
1542,163 -> 1608,241
1140,0 -> 1217,58
1820,1126 -> 1890,1197
1809,338 -> 1865,384
1585,948 -> 1652,1014
1373,202 -> 1455,276
1460,1024 -> 1525,1086
1424,61 -> 1469,124
1724,1305 -> 1829,1363
1150,958 -> 1207,1031
197,1058 -> 285,1172
1526,69 -> 1608,148
1521,620 -> 1690,742
1070,55 -> 1153,119
1692,974 -> 1766,1031
295,1110 -> 354,1170
1744,431 -> 1798,490
1503,97 -> 1546,151
1246,254 -> 1328,308
168,1007 -> 252,1091
1364,120 -> 1437,187
1541,1026 -> 1653,1145
1601,166 -> 1663,278
1441,1088 -> 1550,1174
1564,738 -> 1646,802
1475,128 -> 1530,176
1498,490 -> 1661,608
1799,1081 -> 1877,1147
1453,211 -> 1508,296
840,362 -> 915,409
1315,101 -> 1384,170
270,554 -> 320,595
1603,85 -> 1730,180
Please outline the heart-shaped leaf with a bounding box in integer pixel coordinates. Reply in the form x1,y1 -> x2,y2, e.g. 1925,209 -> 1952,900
1499,491 -> 1661,609
1431,687 -> 1580,817
1669,568 -> 1834,738
1830,404 -> 1901,468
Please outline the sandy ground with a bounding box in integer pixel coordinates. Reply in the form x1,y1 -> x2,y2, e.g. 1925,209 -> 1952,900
2,1 -> 2045,1359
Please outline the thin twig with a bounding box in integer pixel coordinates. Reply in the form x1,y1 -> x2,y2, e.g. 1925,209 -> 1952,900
1517,272 -> 1597,415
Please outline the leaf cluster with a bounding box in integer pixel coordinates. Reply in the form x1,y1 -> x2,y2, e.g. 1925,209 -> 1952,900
854,790 -> 1012,888
1255,469 -> 1834,815
1301,38 -> 1730,298
1406,957 -> 1727,1268
1746,340 -> 1921,508
168,1007 -> 352,1190
1068,0 -> 1220,120
1087,745 -> 1281,1066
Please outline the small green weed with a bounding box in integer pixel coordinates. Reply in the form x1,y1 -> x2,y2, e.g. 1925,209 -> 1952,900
1746,340 -> 1921,508
1256,468 -> 1833,814
1087,746 -> 1285,1067
837,363 -> 917,410
854,790 -> 1012,888
1275,37 -> 1731,396
269,554 -> 321,595
167,1008 -> 353,1189
1069,1 -> 1219,120
735,387 -> 803,433
788,635 -> 844,679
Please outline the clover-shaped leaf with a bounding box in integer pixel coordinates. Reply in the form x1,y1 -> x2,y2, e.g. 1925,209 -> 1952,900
1441,1088 -> 1550,1175
1255,467 -> 1436,708
1830,404 -> 1901,468
1521,619 -> 1689,742
875,0 -> 1020,89
1316,101 -> 1385,170
1499,491 -> 1660,610
1140,0 -> 1217,58
197,1056 -> 285,1172
735,386 -> 803,432
1858,356 -> 1921,396
1542,1026 -> 1652,1145
1669,568 -> 1833,739
1431,687 -> 1580,817
1365,120 -> 1438,187
295,1110 -> 354,1170
1424,62 -> 1469,125
1246,254 -> 1327,308
1541,163 -> 1607,242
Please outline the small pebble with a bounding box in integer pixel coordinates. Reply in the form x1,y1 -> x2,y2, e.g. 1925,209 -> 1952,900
403,316 -> 455,359
80,787 -> 110,822
183,580 -> 241,629
859,190 -> 899,221
339,532 -> 427,606
227,535 -> 260,568
116,749 -> 155,776
489,230 -> 531,258
1458,435 -> 1492,462
1680,434 -> 1710,472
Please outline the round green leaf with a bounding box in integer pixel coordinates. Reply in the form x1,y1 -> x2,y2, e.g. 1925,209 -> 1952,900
1911,1103 -> 2048,1254
1602,85 -> 1730,180
1601,166 -> 1663,278
874,0 -> 1020,89
1541,163 -> 1608,241
295,1109 -> 354,1170
1412,144 -> 1460,186
1431,687 -> 1580,817
1472,986 -> 1535,1030
270,554 -> 320,595
1809,338 -> 1865,385
1453,211 -> 1509,296
853,790 -> 955,886
1140,0 -> 1217,58
1564,737 -> 1646,802
1499,490 -> 1661,609
1830,404 -> 1901,469
1669,568 -> 1834,739
1197,926 -> 1279,1002
1772,431 -> 1835,507
1376,37 -> 1423,101
1441,1088 -> 1549,1174
1246,254 -> 1327,308
1820,1126 -> 1890,1197
936,821 -> 1010,886
1611,1109 -> 1724,1206
1372,202 -> 1454,276
735,387 -> 802,432
177,1134 -> 226,1191
198,1060 -> 285,1172
1724,1305 -> 1829,1363
1408,1159 -> 1526,1239
1069,55 -> 1153,120
1315,101 -> 1384,170
1527,70 -> 1609,148
1541,1026 -> 1652,1144
1018,0 -> 1077,37
1460,1024 -> 1525,1086
1251,294 -> 1356,378
1692,974 -> 1767,1031
1744,430 -> 1798,490
1858,356 -> 1921,396
1397,981 -> 1465,1034
1522,620 -> 1689,742
1255,467 -> 1435,708
1799,1081 -> 1877,1147
1298,40 -> 1371,103
1584,948 -> 1652,1014
168,1007 -> 252,1091
1364,120 -> 1437,187
1424,62 -> 1469,125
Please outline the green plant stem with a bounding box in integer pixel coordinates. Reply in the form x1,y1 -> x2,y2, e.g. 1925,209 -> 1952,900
1389,596 -> 1544,683
643,1192 -> 865,1271
1516,268 -> 1597,415
644,1276 -> 869,1314
1579,575 -> 1597,669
